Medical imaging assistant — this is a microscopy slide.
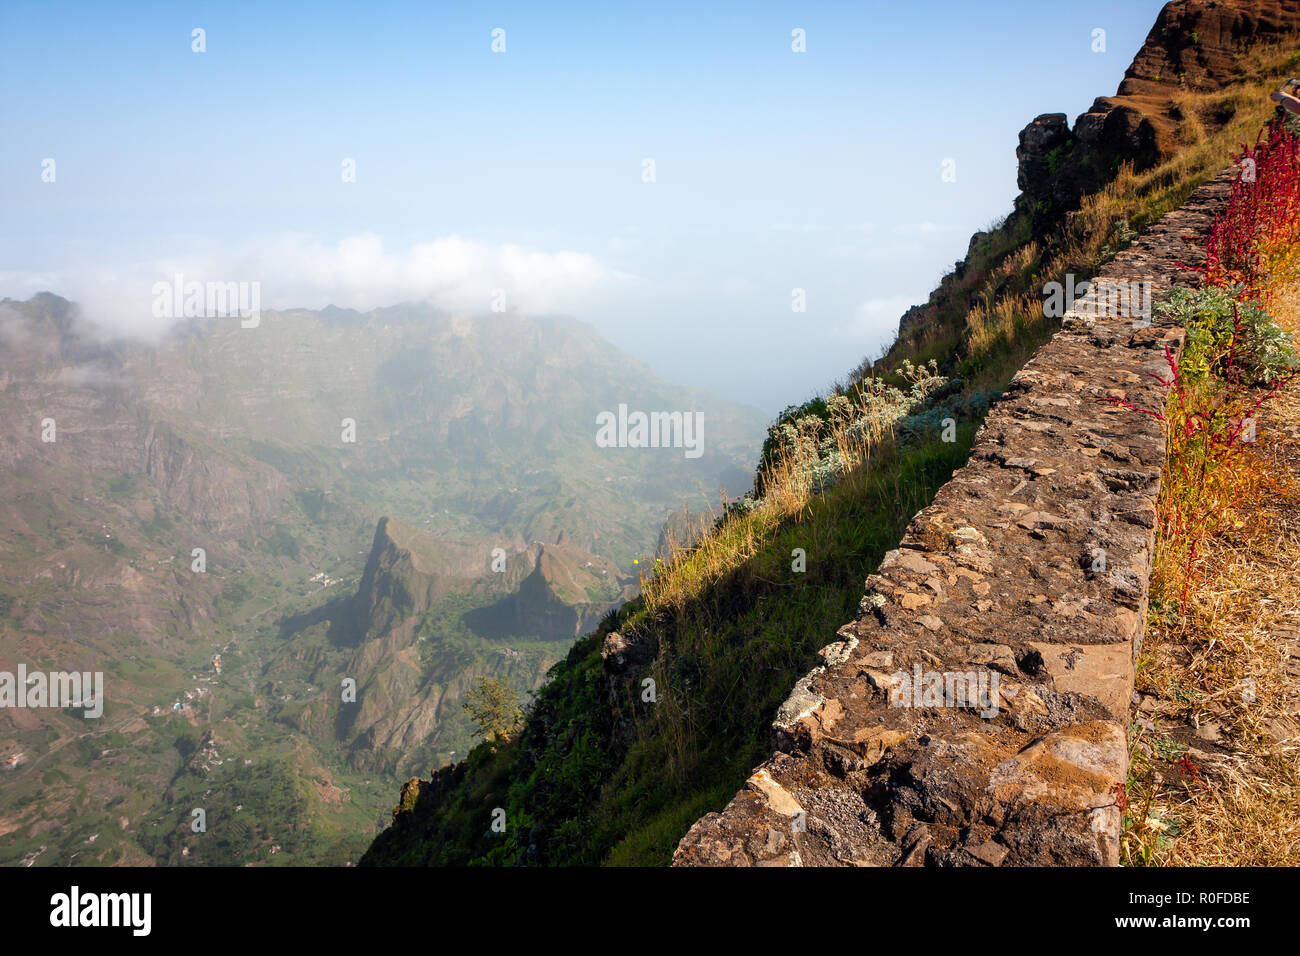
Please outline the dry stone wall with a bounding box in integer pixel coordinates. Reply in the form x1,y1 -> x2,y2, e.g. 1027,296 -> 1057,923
672,171 -> 1235,867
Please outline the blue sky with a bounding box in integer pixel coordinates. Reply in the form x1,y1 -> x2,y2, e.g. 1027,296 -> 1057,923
0,0 -> 1165,413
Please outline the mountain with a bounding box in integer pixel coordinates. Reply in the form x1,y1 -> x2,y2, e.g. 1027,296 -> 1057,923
263,515 -> 632,777
0,293 -> 766,866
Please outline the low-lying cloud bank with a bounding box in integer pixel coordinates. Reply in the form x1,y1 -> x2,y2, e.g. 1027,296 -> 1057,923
0,233 -> 633,339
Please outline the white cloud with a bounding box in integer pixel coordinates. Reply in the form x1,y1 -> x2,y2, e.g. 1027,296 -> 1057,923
0,234 -> 631,340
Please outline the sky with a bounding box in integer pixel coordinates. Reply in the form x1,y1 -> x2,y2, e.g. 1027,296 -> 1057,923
0,0 -> 1166,414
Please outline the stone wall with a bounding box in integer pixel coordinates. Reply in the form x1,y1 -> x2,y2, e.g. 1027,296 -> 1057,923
672,171 -> 1234,867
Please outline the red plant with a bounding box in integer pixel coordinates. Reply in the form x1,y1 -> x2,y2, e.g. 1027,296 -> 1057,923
1203,117 -> 1300,299
1101,331 -> 1300,609
1109,781 -> 1130,812
1176,751 -> 1209,790
1101,338 -> 1298,452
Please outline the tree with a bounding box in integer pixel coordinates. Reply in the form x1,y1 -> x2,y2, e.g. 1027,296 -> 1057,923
461,676 -> 523,745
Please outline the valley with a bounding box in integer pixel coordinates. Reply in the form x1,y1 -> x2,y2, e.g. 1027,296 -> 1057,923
0,293 -> 766,866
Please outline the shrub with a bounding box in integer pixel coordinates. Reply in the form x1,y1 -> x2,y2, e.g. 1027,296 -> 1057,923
1154,284 -> 1298,384
758,360 -> 949,496
461,676 -> 524,745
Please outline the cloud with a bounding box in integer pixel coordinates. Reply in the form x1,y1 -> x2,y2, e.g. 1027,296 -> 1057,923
0,304 -> 33,347
0,234 -> 631,340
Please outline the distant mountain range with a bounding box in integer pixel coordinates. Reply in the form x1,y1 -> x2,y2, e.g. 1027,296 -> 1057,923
0,292 -> 767,866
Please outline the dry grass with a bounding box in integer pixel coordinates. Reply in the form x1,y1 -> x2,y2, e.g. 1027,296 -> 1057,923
1124,282 -> 1300,866
641,362 -> 939,618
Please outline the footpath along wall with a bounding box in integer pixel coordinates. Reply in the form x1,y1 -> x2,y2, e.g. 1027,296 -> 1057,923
673,170 -> 1235,867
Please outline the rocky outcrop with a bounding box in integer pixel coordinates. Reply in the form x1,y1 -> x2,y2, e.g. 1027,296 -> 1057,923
142,422 -> 284,536
1016,0 -> 1300,225
461,540 -> 629,640
350,516 -> 459,650
600,630 -> 655,675
1123,0 -> 1300,94
336,518 -> 628,769
672,170 -> 1234,868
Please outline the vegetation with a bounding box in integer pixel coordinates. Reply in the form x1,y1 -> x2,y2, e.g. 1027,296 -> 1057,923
1204,116 -> 1300,298
1154,284 -> 1297,384
365,425 -> 976,866
1122,116 -> 1300,865
461,676 -> 525,745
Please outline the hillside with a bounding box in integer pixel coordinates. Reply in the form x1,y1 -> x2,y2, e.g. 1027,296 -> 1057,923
362,0 -> 1300,867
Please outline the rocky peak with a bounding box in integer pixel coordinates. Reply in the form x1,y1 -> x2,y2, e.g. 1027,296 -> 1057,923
1122,0 -> 1300,93
351,517 -> 456,652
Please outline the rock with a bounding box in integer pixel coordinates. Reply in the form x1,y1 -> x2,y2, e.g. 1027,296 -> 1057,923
966,840 -> 1010,866
885,549 -> 940,575
601,630 -> 654,674
747,769 -> 804,818
1016,113 -> 1070,202
1194,720 -> 1224,744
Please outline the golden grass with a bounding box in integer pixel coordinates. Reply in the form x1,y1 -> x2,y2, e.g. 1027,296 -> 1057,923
641,362 -> 938,618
